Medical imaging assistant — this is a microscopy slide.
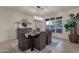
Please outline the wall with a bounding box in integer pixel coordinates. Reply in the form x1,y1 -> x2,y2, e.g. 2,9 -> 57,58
46,8 -> 79,40
0,7 -> 36,42
0,7 -> 79,41
52,11 -> 70,40
54,8 -> 79,39
77,22 -> 79,35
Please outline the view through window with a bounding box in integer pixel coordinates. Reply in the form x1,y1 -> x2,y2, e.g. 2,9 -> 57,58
45,17 -> 62,33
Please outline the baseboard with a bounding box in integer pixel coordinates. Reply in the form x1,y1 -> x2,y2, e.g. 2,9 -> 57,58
52,36 -> 69,40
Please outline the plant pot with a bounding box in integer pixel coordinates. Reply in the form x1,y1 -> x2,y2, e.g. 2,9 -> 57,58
68,33 -> 79,43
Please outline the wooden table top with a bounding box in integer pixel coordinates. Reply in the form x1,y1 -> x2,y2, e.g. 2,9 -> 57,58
25,31 -> 40,38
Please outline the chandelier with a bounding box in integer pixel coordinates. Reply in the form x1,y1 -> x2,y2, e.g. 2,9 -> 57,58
34,6 -> 43,21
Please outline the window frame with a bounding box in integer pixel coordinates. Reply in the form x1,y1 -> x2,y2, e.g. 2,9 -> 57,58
45,17 -> 62,33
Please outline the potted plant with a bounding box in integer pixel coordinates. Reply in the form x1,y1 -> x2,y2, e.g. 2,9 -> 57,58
64,13 -> 79,43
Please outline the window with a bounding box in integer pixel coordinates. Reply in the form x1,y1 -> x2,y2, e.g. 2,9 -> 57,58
45,17 -> 62,33
46,19 -> 50,29
50,18 -> 55,32
55,17 -> 62,33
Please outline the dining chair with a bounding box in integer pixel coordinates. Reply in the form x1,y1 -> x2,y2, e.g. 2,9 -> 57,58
17,28 -> 31,51
46,30 -> 52,45
34,32 -> 46,51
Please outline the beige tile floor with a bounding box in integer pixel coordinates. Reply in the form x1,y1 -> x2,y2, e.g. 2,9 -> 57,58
0,38 -> 79,53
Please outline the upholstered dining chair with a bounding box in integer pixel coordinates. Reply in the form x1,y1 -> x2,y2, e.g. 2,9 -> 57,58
17,28 -> 31,51
34,32 -> 46,51
46,30 -> 52,45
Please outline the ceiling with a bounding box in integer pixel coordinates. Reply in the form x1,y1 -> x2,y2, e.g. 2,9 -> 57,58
1,6 -> 79,16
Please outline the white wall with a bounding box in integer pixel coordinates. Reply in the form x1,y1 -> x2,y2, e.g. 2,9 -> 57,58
45,8 -> 79,40
77,22 -> 79,35
0,7 -> 36,42
54,8 -> 79,39
0,7 -> 79,42
52,11 -> 70,40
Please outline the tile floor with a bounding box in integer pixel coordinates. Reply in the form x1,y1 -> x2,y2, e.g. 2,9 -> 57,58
0,38 -> 79,53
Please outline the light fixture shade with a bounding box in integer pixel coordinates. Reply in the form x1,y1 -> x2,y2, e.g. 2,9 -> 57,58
34,6 -> 44,21
34,16 -> 43,21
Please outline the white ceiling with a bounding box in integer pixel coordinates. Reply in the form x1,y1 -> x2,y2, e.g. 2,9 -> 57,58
1,6 -> 79,16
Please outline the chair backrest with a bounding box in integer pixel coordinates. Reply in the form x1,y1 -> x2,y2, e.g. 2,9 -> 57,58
17,28 -> 32,51
39,32 -> 46,41
34,32 -> 46,50
17,28 -> 32,39
48,31 -> 52,39
45,30 -> 52,45
45,30 -> 52,38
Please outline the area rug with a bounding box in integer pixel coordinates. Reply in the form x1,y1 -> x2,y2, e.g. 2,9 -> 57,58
51,39 -> 60,47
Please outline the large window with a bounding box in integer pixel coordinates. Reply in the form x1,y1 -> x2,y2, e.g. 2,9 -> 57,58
46,19 -> 50,29
45,17 -> 62,33
50,18 -> 56,32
